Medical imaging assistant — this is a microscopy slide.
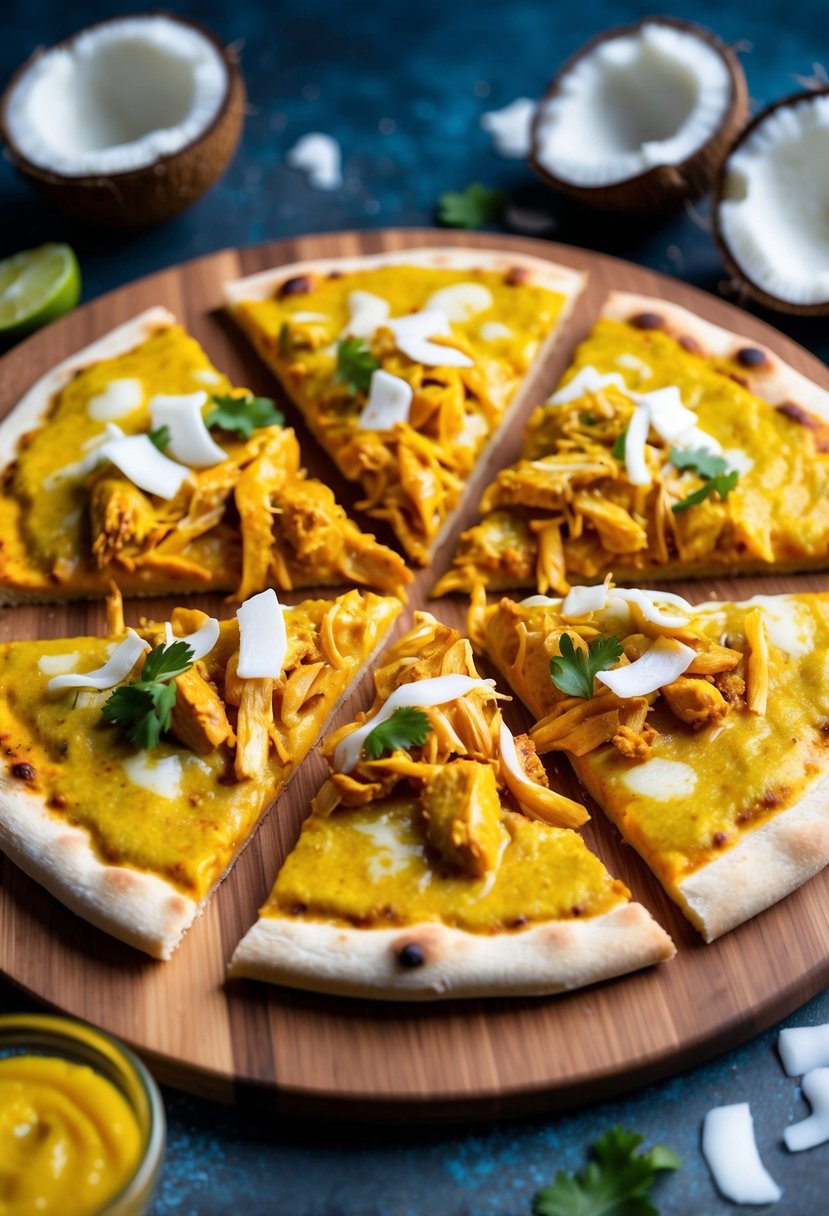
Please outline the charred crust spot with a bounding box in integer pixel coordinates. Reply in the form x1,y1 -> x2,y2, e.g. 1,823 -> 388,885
49,792 -> 68,809
763,789 -> 784,808
509,915 -> 529,929
712,831 -> 729,849
778,401 -> 817,428
727,372 -> 750,389
678,335 -> 701,354
571,904 -> 586,917
397,942 -> 426,968
11,762 -> 35,782
504,266 -> 530,286
819,718 -> 829,737
737,809 -> 754,825
290,902 -> 308,916
630,311 -> 663,330
277,275 -> 312,299
737,346 -> 768,369
327,270 -> 344,279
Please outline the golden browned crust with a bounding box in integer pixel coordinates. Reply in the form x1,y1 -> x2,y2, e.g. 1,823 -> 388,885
228,901 -> 674,999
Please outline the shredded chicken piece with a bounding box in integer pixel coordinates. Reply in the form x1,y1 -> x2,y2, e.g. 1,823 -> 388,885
234,676 -> 275,780
744,607 -> 769,715
421,759 -> 503,877
661,676 -> 731,730
612,723 -> 657,760
105,582 -> 125,637
501,731 -> 589,828
89,473 -> 165,567
172,666 -> 235,754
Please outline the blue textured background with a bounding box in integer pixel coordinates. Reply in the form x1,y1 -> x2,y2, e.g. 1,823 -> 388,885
1,1 -> 829,1212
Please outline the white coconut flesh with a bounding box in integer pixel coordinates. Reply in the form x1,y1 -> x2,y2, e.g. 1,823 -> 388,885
4,16 -> 228,177
718,95 -> 829,306
534,23 -> 732,186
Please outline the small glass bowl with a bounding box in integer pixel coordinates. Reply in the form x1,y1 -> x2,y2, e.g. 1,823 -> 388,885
0,1012 -> 166,1215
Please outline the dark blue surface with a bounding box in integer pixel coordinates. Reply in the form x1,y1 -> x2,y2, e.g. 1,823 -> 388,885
2,2 -> 829,1212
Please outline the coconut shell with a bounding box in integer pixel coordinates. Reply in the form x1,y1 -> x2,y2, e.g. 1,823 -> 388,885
529,16 -> 748,215
712,88 -> 829,316
0,14 -> 245,229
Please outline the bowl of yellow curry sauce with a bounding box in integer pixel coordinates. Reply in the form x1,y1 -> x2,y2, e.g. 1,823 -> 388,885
0,1012 -> 165,1215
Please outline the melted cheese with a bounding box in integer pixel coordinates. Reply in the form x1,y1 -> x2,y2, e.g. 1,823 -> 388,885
479,321 -> 513,342
122,753 -> 183,800
425,283 -> 493,321
353,815 -> 424,881
743,596 -> 813,658
37,652 -> 81,676
86,378 -> 143,421
621,757 -> 697,800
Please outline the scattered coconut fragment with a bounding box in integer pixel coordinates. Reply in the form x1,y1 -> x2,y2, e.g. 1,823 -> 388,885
357,370 -> 413,431
286,132 -> 342,190
47,630 -> 149,693
779,1024 -> 829,1076
783,1068 -> 829,1152
714,90 -> 829,314
236,589 -> 287,680
531,17 -> 747,213
596,637 -> 694,698
701,1103 -> 782,1205
149,392 -> 226,468
480,98 -> 536,158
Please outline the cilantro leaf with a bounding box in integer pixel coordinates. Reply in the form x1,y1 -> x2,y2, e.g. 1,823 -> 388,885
278,320 -> 292,356
550,633 -> 624,700
148,425 -> 171,452
580,412 -> 596,426
612,429 -> 627,460
668,447 -> 729,478
101,640 -> 195,749
335,337 -> 381,396
363,707 -> 432,760
672,471 -> 738,515
205,394 -> 284,440
533,1126 -> 681,1216
437,182 -> 507,230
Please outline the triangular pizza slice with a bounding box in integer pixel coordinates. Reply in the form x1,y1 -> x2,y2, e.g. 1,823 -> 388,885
471,582 -> 829,940
0,586 -> 400,958
436,291 -> 829,596
0,307 -> 410,604
229,611 -> 673,999
224,248 -> 586,566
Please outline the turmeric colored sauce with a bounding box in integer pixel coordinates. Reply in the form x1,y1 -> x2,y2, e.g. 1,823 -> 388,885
0,1055 -> 141,1216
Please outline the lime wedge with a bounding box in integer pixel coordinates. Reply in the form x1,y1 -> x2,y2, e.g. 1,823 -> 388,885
0,243 -> 81,342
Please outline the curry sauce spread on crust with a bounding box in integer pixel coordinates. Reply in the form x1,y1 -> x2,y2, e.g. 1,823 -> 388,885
224,249 -> 585,566
0,308 -> 410,604
0,586 -> 400,958
471,583 -> 829,939
230,612 -> 674,999
437,292 -> 829,595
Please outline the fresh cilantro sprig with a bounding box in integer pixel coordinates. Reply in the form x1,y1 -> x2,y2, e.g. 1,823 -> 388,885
437,182 -> 507,230
611,429 -> 627,460
668,447 -> 739,515
550,633 -> 624,700
148,424 -> 171,452
533,1126 -> 681,1216
335,337 -> 381,396
363,707 -> 432,760
205,394 -> 284,440
101,640 -> 195,749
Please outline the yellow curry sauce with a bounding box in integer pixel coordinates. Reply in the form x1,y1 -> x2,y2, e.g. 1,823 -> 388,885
0,1055 -> 141,1216
479,592 -> 829,890
439,317 -> 829,594
234,266 -> 570,564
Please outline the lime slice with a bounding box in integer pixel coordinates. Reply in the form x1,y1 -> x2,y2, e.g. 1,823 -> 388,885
0,243 -> 81,342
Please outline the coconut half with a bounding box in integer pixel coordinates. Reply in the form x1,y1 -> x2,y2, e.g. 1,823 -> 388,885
530,18 -> 747,213
713,90 -> 829,314
1,14 -> 244,227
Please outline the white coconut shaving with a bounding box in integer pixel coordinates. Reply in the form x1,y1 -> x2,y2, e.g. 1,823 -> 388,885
287,133 -> 342,190
480,98 -> 536,158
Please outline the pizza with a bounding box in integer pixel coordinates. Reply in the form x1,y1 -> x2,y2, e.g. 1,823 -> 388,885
435,291 -> 829,596
223,248 -> 586,565
470,581 -> 829,940
0,584 -> 400,958
0,307 -> 410,604
229,611 -> 674,998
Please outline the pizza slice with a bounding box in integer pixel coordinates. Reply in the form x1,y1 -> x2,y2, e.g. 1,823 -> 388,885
223,248 -> 586,566
0,585 -> 400,958
0,307 -> 410,604
229,611 -> 674,999
470,581 -> 829,940
436,291 -> 829,596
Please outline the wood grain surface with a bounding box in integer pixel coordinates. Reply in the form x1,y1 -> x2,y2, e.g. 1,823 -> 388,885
2,229 -> 829,1119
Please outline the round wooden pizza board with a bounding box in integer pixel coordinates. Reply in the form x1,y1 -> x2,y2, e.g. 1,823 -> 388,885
2,229 -> 829,1119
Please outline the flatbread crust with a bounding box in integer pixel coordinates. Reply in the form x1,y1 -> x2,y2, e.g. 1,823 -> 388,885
0,600 -> 399,960
229,902 -> 674,1000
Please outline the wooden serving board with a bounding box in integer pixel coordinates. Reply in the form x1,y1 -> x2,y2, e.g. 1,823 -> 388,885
2,229 -> 829,1119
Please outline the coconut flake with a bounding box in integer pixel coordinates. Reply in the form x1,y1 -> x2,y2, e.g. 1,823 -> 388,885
334,674 -> 496,773
784,1068 -> 829,1152
639,385 -> 697,443
287,133 -> 342,190
624,402 -> 652,486
425,283 -> 493,321
47,629 -> 149,693
149,391 -> 226,467
597,636 -> 694,697
481,98 -> 536,158
45,423 -> 125,490
164,616 -> 220,662
701,1104 -> 782,1204
519,594 -> 563,609
123,753 -> 183,799
236,589 -> 287,679
779,1024 -> 829,1076
100,433 -> 190,499
561,581 -> 610,618
611,588 -> 693,629
357,370 -> 413,431
191,368 -> 221,386
341,291 -> 390,340
38,652 -> 81,676
87,378 -> 144,422
388,310 -> 474,368
549,365 -> 627,405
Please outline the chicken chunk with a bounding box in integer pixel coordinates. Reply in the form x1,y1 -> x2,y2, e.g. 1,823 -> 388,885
421,759 -> 502,877
171,666 -> 234,755
662,676 -> 730,730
